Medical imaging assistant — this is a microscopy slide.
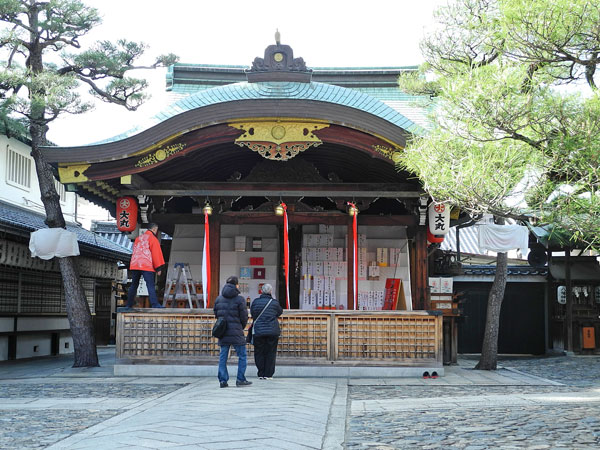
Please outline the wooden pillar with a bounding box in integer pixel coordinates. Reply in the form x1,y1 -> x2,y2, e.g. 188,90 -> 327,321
565,249 -> 573,352
347,221 -> 355,310
411,226 -> 428,310
208,216 -> 221,307
546,251 -> 553,352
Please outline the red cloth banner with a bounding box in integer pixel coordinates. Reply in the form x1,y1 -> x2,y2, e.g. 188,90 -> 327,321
282,202 -> 290,309
202,211 -> 210,307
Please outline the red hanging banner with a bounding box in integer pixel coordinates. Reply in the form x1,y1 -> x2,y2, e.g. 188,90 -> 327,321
348,202 -> 358,310
202,211 -> 211,307
282,202 -> 290,309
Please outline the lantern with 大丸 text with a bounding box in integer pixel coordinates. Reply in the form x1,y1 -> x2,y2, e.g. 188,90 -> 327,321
427,228 -> 445,244
116,196 -> 138,232
428,202 -> 450,236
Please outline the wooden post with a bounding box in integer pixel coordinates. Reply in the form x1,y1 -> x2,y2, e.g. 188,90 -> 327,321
565,249 -> 573,353
547,251 -> 553,352
209,216 -> 221,306
411,226 -> 428,310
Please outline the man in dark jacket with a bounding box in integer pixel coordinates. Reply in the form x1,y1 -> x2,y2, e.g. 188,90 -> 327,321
213,276 -> 252,388
250,283 -> 283,379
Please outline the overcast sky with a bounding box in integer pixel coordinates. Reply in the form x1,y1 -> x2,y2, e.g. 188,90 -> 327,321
47,0 -> 443,146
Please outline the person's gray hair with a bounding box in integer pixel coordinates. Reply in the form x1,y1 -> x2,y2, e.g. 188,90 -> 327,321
261,283 -> 273,295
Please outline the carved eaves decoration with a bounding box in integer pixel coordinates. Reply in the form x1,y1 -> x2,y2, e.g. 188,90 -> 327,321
230,121 -> 329,161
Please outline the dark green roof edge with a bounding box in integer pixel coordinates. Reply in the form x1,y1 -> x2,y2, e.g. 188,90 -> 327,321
170,63 -> 418,71
95,80 -> 424,145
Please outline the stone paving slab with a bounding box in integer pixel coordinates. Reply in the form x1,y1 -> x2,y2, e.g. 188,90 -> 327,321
2,349 -> 600,449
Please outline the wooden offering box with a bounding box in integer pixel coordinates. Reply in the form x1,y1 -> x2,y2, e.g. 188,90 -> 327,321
116,310 -> 442,367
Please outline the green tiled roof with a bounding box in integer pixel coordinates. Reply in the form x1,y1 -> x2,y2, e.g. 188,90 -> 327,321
98,81 -> 425,144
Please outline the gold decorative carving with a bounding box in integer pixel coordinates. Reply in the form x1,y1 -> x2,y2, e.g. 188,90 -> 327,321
372,144 -> 403,161
58,164 -> 91,183
135,143 -> 186,168
231,121 -> 329,161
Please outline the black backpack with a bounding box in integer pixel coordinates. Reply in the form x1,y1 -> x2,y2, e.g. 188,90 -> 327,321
212,317 -> 227,338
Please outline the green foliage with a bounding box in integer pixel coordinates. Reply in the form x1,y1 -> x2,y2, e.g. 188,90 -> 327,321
399,0 -> 600,249
0,0 -> 179,124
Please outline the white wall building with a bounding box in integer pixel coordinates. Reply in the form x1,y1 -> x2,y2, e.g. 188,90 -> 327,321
0,131 -> 131,361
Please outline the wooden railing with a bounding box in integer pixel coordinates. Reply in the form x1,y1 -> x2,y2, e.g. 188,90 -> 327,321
116,310 -> 442,366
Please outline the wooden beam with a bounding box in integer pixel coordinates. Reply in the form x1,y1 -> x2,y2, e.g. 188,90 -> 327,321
120,174 -> 154,190
151,212 -> 417,226
120,182 -> 422,198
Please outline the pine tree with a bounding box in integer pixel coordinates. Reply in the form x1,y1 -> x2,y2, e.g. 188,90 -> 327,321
0,0 -> 177,366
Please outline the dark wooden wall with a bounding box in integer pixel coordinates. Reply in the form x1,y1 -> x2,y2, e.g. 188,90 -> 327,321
457,281 -> 546,355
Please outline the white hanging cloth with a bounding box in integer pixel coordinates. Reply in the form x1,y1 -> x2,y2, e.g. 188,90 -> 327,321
478,224 -> 529,253
29,228 -> 80,259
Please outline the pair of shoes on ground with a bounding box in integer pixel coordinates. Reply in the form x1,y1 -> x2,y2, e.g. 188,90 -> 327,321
258,377 -> 273,380
422,371 -> 439,379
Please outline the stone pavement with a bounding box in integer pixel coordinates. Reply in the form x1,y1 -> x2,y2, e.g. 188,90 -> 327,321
0,348 -> 599,449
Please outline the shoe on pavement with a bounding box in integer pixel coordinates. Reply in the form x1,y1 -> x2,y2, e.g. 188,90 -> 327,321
264,377 -> 273,380
219,382 -> 228,388
258,377 -> 266,380
236,380 -> 252,387
422,371 -> 430,379
431,371 -> 439,379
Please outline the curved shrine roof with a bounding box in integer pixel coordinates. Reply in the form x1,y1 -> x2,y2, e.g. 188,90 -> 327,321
43,80 -> 423,164
100,80 -> 422,144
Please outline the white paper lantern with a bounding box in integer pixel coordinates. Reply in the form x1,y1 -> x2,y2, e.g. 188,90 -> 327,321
428,203 -> 450,235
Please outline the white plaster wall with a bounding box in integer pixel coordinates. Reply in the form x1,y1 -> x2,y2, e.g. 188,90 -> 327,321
16,317 -> 70,332
0,134 -> 77,221
0,336 -> 8,360
0,317 -> 13,333
16,334 -> 52,359
59,332 -> 74,355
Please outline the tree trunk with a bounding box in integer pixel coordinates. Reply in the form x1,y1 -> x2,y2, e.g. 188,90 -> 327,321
475,250 -> 508,370
25,6 -> 99,367
29,127 -> 100,367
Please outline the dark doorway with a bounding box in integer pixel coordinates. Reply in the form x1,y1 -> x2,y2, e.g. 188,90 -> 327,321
94,282 -> 112,345
457,282 -> 545,355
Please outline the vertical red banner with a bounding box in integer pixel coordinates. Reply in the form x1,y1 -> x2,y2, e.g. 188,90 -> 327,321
348,202 -> 358,310
202,211 -> 211,308
282,202 -> 290,309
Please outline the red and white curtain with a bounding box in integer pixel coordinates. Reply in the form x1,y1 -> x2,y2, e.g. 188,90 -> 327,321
282,202 -> 290,309
201,211 -> 210,307
348,202 -> 358,310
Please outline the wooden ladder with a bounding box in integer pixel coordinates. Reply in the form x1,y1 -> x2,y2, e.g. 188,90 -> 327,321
163,263 -> 202,308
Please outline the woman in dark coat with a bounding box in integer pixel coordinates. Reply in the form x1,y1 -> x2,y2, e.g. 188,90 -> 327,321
250,283 -> 283,379
213,276 -> 251,388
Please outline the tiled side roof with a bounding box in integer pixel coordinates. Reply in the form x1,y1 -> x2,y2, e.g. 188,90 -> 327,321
97,81 -> 424,145
440,226 -> 481,255
95,231 -> 133,252
0,201 -> 131,260
461,265 -> 547,277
